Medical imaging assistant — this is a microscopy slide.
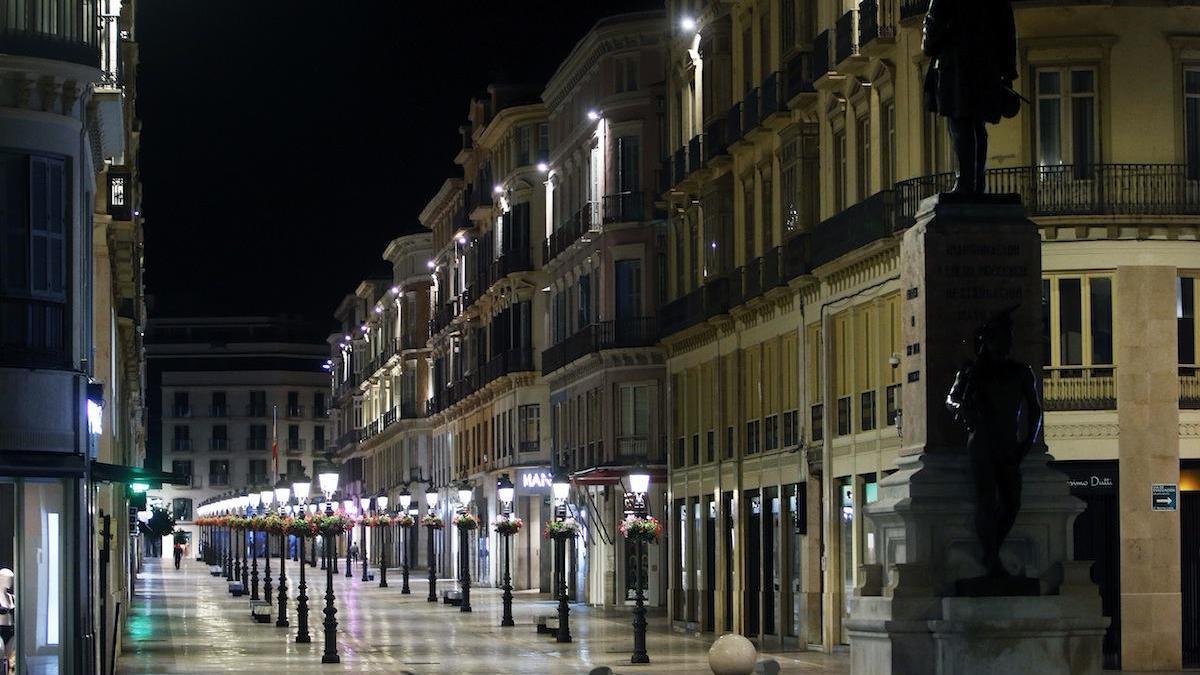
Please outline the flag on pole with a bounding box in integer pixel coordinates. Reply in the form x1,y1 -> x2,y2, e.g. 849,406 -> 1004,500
271,405 -> 279,479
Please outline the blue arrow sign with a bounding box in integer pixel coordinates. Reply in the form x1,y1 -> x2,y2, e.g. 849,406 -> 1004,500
1151,483 -> 1178,512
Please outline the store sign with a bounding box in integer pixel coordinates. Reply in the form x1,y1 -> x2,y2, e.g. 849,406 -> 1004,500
518,469 -> 554,493
1057,462 -> 1118,495
1066,475 -> 1115,490
1152,483 -> 1178,512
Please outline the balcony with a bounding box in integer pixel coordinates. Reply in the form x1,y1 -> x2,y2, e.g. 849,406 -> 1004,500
286,438 -> 307,454
727,102 -> 744,144
209,405 -> 227,417
206,438 -> 226,451
1043,367 -> 1116,411
382,407 -> 397,428
172,438 -> 193,452
810,190 -> 897,269
703,119 -> 729,162
544,202 -> 599,264
245,437 -> 267,452
615,437 -> 665,465
1182,371 -> 1200,408
488,247 -> 533,285
785,51 -> 815,100
1,0 -> 101,67
541,318 -> 659,375
743,87 -> 761,131
688,135 -> 704,174
657,158 -> 671,195
673,146 -> 687,185
835,10 -> 859,65
813,30 -> 832,82
602,191 -> 646,224
170,405 -> 192,418
314,437 -> 326,452
400,401 -> 419,419
430,302 -> 455,335
893,163 -> 1200,230
336,430 -> 358,450
245,405 -> 267,417
760,71 -> 786,120
286,405 -> 306,418
858,0 -> 895,47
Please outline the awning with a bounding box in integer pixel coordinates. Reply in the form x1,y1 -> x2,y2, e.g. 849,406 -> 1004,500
90,461 -> 189,488
570,465 -> 668,487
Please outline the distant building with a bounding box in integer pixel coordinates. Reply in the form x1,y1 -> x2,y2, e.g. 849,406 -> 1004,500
146,317 -> 329,558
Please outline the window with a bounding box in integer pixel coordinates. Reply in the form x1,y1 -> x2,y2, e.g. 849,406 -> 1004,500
743,182 -> 756,262
783,410 -> 799,447
706,430 -> 716,463
171,498 -> 193,522
314,425 -> 325,451
1036,67 -> 1098,177
886,384 -> 901,426
762,176 -> 774,251
211,391 -> 226,417
287,424 -> 300,451
287,391 -> 299,416
577,274 -> 592,330
247,424 -> 266,451
742,24 -> 754,93
1186,69 -> 1200,179
856,116 -> 870,201
615,259 -> 643,323
519,404 -> 540,451
615,56 -> 638,93
860,391 -> 877,431
314,391 -> 326,417
781,0 -> 796,50
248,390 -> 266,416
171,460 -> 193,487
537,123 -> 550,163
617,136 -> 641,195
1181,276 -> 1200,372
833,129 -> 847,212
0,152 -> 68,367
248,459 -> 268,486
617,384 -> 650,458
725,426 -> 735,460
1044,274 -> 1114,382
208,460 -> 229,487
765,415 -> 779,450
287,459 -> 303,478
172,425 -> 191,451
745,420 -> 761,455
173,392 -> 190,417
518,126 -> 532,165
759,7 -> 771,81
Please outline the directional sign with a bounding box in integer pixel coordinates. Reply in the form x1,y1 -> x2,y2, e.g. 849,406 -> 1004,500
1152,483 -> 1178,512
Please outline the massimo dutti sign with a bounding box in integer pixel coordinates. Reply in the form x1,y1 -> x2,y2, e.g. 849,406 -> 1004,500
1056,461 -> 1118,495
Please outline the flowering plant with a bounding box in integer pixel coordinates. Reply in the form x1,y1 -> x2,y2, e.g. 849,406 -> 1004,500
493,514 -> 523,535
395,514 -> 415,528
361,515 -> 392,528
619,515 -> 662,544
453,512 -> 479,530
249,516 -> 267,532
544,517 -> 581,540
262,514 -> 289,535
421,514 -> 444,529
316,513 -> 355,537
287,516 -> 318,538
195,516 -> 212,527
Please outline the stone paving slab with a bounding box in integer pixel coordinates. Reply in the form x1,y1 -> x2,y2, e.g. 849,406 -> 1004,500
119,559 -> 849,674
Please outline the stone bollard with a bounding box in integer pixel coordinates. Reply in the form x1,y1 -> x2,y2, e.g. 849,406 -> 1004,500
708,633 -> 758,675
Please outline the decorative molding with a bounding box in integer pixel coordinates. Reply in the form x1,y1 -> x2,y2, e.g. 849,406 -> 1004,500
1044,423 -> 1120,440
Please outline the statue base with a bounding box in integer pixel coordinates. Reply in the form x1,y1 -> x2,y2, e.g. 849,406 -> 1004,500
847,195 -> 1108,674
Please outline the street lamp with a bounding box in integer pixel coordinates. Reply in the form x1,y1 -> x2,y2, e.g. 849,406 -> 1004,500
359,495 -> 371,582
425,485 -> 439,603
343,498 -> 356,578
224,496 -> 235,584
397,487 -> 412,594
274,476 -> 291,628
248,491 -> 261,601
238,492 -> 250,592
497,473 -> 515,627
316,459 -> 340,664
627,466 -> 651,664
551,468 -> 572,643
376,491 -> 389,588
456,480 -> 473,613
292,471 -> 313,644
260,488 -> 275,606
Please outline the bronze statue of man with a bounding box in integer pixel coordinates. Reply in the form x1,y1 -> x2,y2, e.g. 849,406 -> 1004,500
945,308 -> 1042,578
923,0 -> 1019,194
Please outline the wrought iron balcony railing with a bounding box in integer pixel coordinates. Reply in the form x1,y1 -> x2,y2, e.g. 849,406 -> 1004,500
544,202 -> 599,264
835,10 -> 858,64
602,191 -> 646,224
2,0 -> 101,67
541,318 -> 658,375
813,30 -> 832,82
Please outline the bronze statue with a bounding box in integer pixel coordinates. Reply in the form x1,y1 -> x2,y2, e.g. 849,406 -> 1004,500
923,0 -> 1019,194
945,307 -> 1041,578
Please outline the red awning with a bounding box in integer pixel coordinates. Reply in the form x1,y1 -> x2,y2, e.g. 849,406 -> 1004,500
570,465 -> 668,486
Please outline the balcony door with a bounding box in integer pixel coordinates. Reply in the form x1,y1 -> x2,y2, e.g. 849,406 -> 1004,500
1033,67 -> 1099,209
615,259 -> 642,328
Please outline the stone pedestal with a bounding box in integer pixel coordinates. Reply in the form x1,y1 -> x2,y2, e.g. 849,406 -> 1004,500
847,195 -> 1107,674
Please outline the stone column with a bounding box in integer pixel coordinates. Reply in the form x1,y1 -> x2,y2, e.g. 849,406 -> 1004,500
1116,266 -> 1182,670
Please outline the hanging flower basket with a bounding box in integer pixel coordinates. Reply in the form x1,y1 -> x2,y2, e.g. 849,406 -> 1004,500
395,514 -> 415,528
362,515 -> 392,528
317,513 -> 355,537
421,514 -> 444,530
493,514 -> 523,536
287,516 -> 318,538
262,514 -> 290,536
619,515 -> 662,544
249,516 -> 267,532
195,516 -> 211,527
453,512 -> 479,531
544,517 -> 581,540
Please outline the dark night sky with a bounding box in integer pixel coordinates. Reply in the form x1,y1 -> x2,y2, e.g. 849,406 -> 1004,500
137,0 -> 662,330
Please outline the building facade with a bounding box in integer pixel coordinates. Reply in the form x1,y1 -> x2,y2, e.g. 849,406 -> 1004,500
147,317 -> 330,558
540,11 -> 671,610
0,0 -> 152,672
661,0 -> 1200,670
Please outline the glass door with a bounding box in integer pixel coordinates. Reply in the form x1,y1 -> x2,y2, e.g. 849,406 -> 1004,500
763,486 -> 779,638
744,489 -> 761,637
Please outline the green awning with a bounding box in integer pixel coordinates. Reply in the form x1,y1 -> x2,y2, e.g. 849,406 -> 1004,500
90,461 -> 189,488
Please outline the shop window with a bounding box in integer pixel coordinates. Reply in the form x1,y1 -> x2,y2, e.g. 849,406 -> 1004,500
836,396 -> 851,436
860,391 -> 877,432
810,404 -> 824,443
745,420 -> 762,455
783,410 -> 799,447
765,414 -> 779,451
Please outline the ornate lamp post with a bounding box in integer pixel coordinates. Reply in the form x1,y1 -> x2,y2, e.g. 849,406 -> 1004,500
551,468 -> 572,643
239,491 -> 250,592
317,460 -> 341,664
248,491 -> 262,601
376,491 -> 389,588
343,498 -> 356,578
456,481 -> 473,613
497,473 -> 515,627
627,467 -> 652,664
293,472 -> 313,644
425,485 -> 439,603
274,476 -> 291,628
260,487 -> 275,606
397,487 -> 412,594
224,497 -> 235,583
359,495 -> 371,582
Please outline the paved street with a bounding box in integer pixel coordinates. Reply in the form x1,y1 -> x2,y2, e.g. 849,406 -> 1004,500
119,558 -> 849,674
